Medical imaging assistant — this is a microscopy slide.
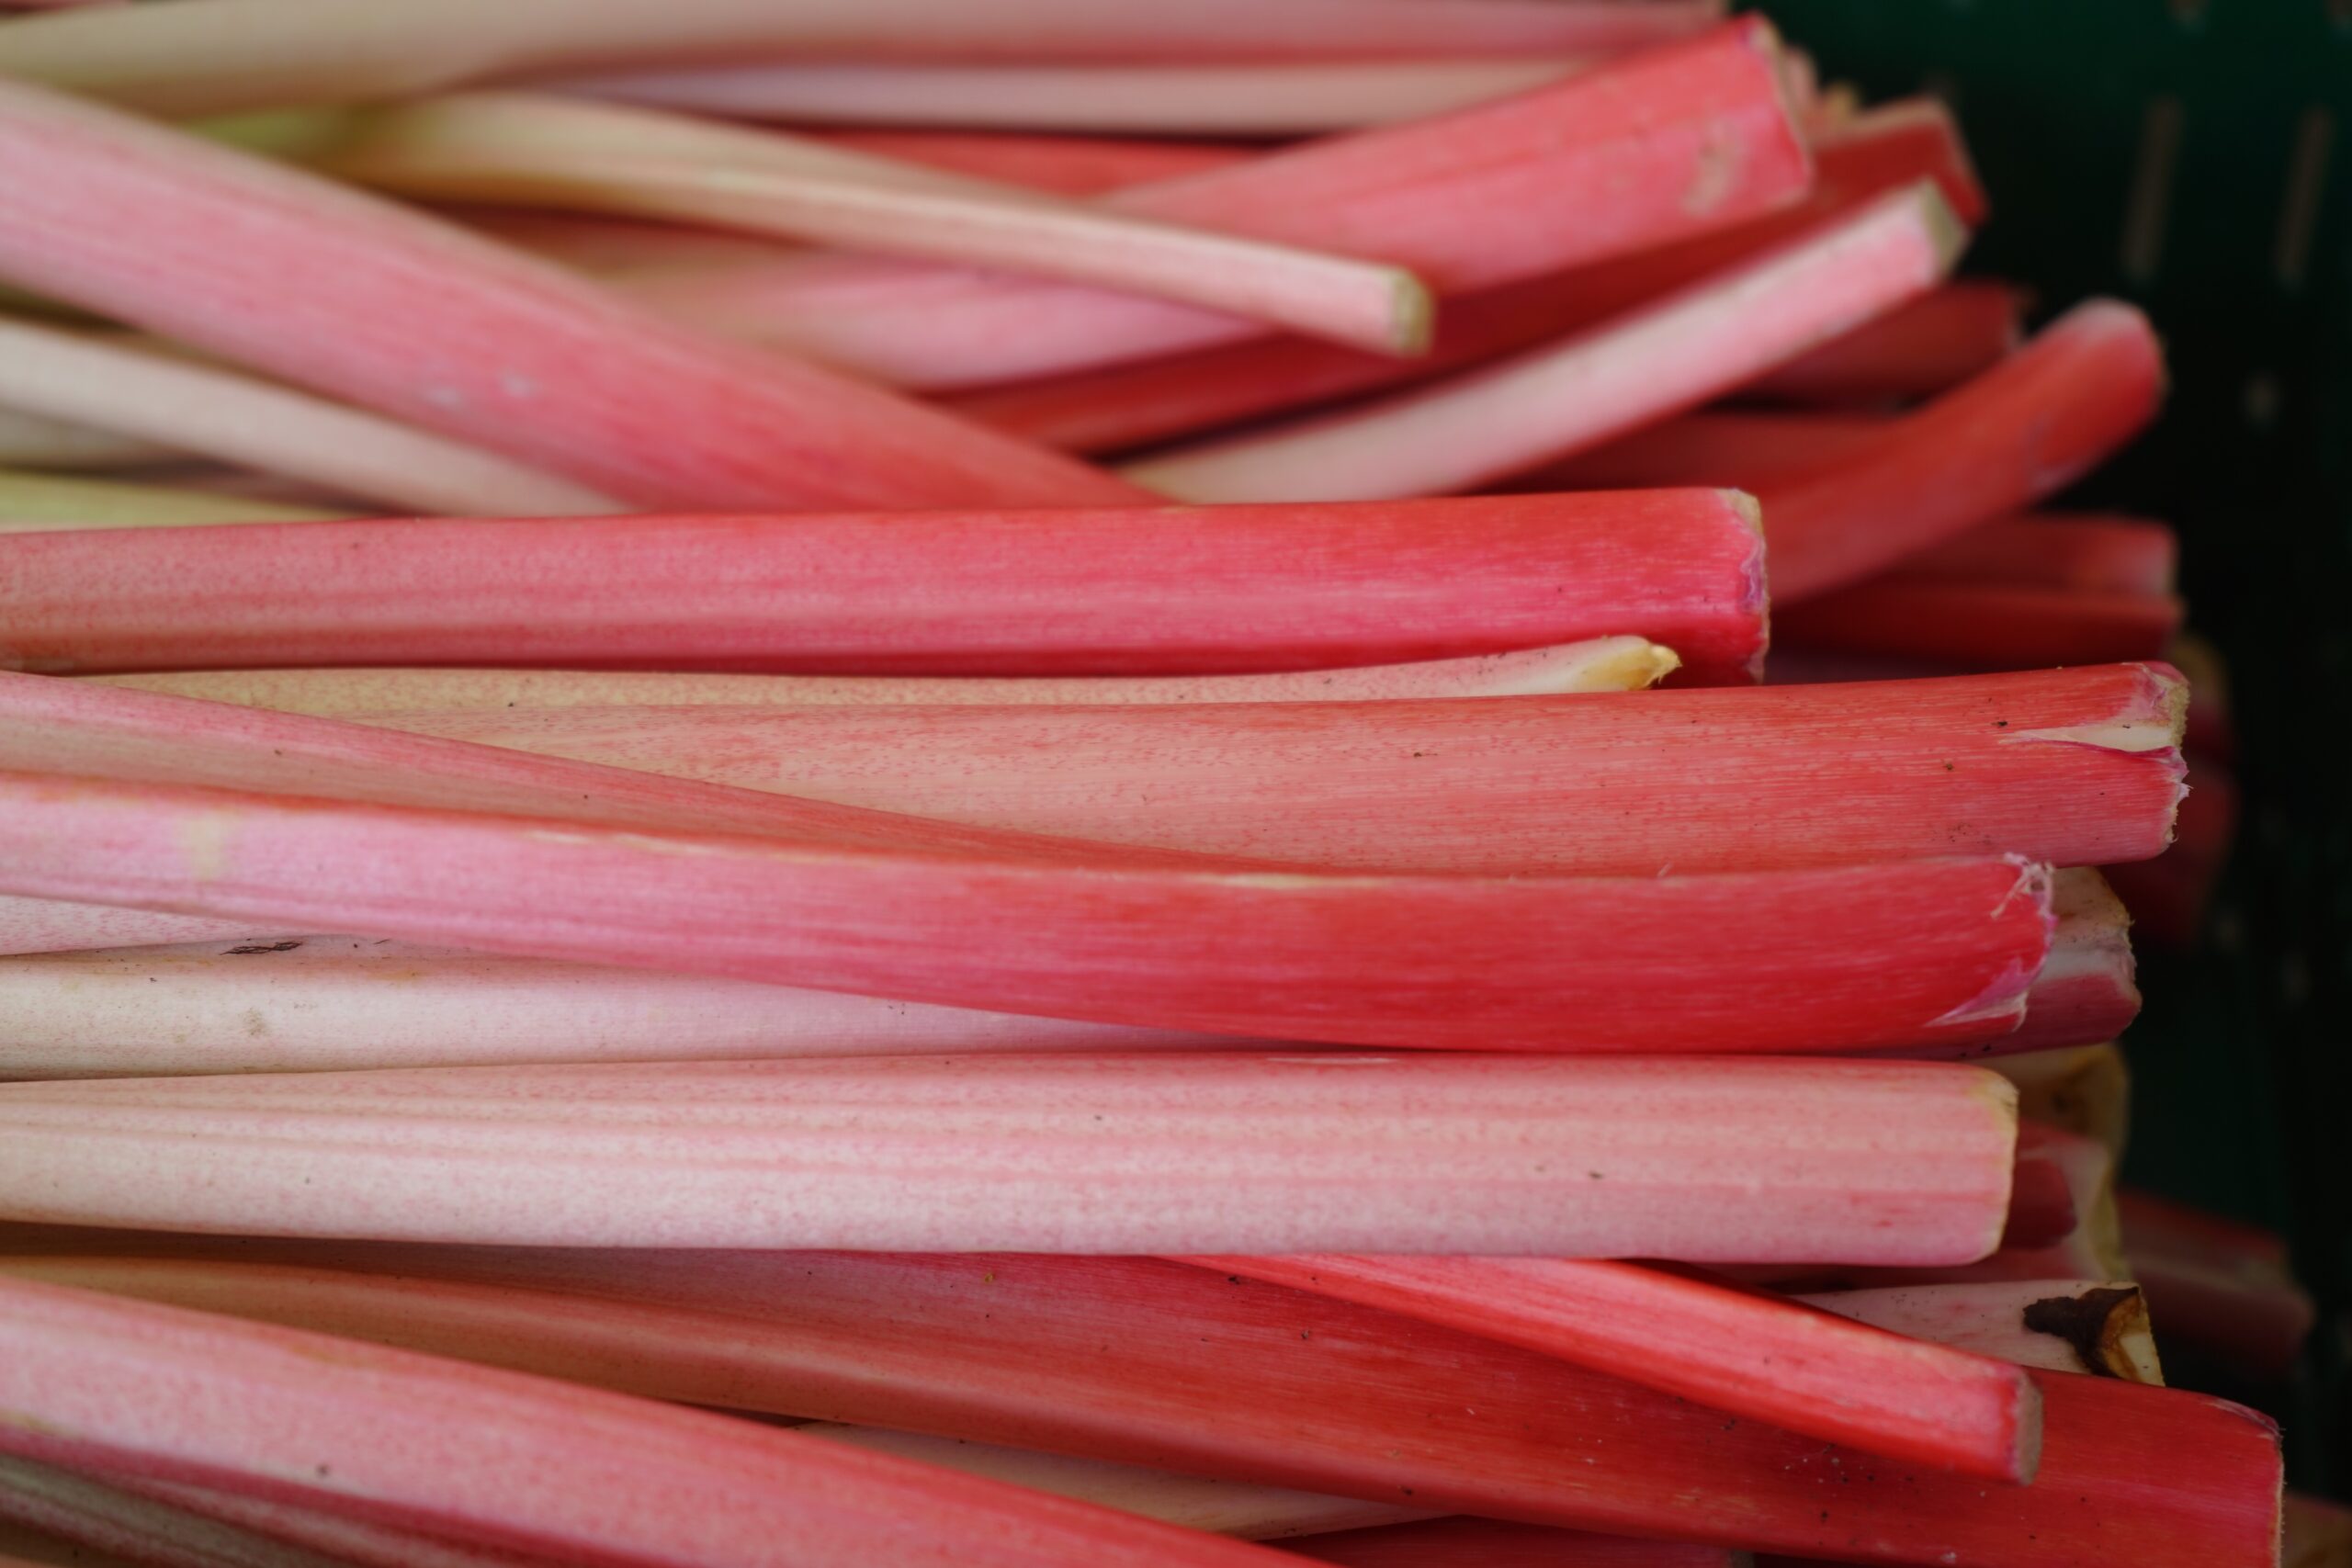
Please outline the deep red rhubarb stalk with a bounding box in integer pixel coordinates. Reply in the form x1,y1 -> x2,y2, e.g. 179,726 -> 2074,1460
85,636 -> 1679,716
0,1274 -> 1303,1568
0,317 -> 618,517
1741,279 -> 2021,403
294,93 -> 1434,355
0,76 -> 1143,512
0,492 -> 1770,683
571,58 -> 1596,139
1800,1281 -> 2163,1382
0,771 -> 2054,1053
0,1249 -> 2284,1567
1763,300 -> 2167,599
1776,580 -> 2185,669
1293,1520 -> 1736,1568
0,1055 -> 2022,1258
0,0 -> 1721,117
1183,1257 -> 2042,1481
616,22 -> 1812,389
2119,1190 -> 2318,1382
352,663 -> 2188,875
1125,184 -> 1963,502
1522,408 -> 1888,491
1896,514 -> 2179,595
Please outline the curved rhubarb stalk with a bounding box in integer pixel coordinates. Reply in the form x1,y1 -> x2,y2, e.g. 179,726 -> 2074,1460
817,131 -> 1252,196
0,76 -> 1142,513
1765,301 -> 2167,600
0,1055 -> 2023,1259
357,663 -> 2188,875
294,93 -> 1432,355
1743,279 -> 2021,403
0,469 -> 343,532
569,58 -> 1595,139
1126,184 -> 1963,502
0,0 -> 1721,117
620,22 -> 1811,389
0,319 -> 617,518
0,1275 -> 1301,1568
1185,1257 -> 2041,1481
1803,1280 -> 2164,1382
85,637 -> 1679,715
0,492 -> 1770,683
0,772 -> 2053,1053
0,1251 -> 2284,1567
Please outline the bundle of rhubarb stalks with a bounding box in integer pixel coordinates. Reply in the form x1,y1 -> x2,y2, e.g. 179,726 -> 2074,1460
0,1 -> 2317,1565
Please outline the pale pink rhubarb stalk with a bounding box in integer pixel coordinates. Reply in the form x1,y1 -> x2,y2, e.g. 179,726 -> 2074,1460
0,408 -> 175,469
0,77 -> 1143,513
0,0 -> 1723,117
85,637 -> 1679,716
1294,1520 -> 1736,1568
616,22 -> 1813,389
1183,1257 -> 2042,1481
0,1275 -> 1304,1568
1777,580 -> 2185,669
1125,184 -> 1964,503
0,901 -> 256,962
0,491 -> 1770,683
0,1055 -> 2025,1258
957,97 -> 1982,454
565,58 -> 1596,138
1741,278 -> 2021,403
817,131 -> 1251,196
0,469 -> 342,532
1764,300 -> 2168,599
0,318 -> 618,517
1800,1281 -> 2164,1382
297,93 -> 1434,355
0,1250 -> 2285,1568
354,663 -> 2189,876
0,939 -> 1257,1077
0,772 -> 2056,1054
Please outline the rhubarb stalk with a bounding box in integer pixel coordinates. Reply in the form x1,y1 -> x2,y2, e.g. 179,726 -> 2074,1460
0,771 -> 2056,1053
0,318 -> 619,517
1186,1257 -> 2043,1481
0,469 -> 343,532
344,663 -> 2188,875
1741,279 -> 2021,403
0,492 -> 1770,683
0,75 -> 1145,512
85,636 -> 1679,715
286,93 -> 1434,355
1126,184 -> 1964,503
1800,1281 -> 2163,1382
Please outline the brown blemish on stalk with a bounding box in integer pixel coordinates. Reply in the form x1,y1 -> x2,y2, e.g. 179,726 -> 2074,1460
2023,1286 -> 2154,1380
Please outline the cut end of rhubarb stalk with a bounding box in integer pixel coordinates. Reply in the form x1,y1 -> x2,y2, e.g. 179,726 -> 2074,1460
2021,1283 -> 2165,1383
1927,856 -> 2052,1039
1386,271 -> 1435,357
1720,488 -> 1770,680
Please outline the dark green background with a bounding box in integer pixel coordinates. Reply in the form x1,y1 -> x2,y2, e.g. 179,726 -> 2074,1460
1750,0 -> 2351,1495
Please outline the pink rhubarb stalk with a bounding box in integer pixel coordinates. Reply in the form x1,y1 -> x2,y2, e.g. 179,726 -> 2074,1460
0,317 -> 617,518
0,491 -> 1770,682
84,636 -> 1679,715
956,97 -> 1980,454
0,771 -> 2055,1053
1184,1257 -> 2042,1481
566,58 -> 1596,139
0,76 -> 1142,512
0,1055 -> 2022,1258
1800,1281 -> 2164,1382
1520,407 -> 1889,491
1740,279 -> 2021,403
354,663 -> 2188,875
0,1274 -> 1302,1568
1125,184 -> 1964,503
0,938 -> 1251,1078
0,1249 -> 2284,1567
299,93 -> 1434,355
616,22 -> 1813,389
0,0 -> 1722,117
1763,300 -> 2167,599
